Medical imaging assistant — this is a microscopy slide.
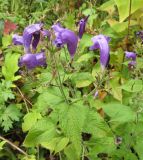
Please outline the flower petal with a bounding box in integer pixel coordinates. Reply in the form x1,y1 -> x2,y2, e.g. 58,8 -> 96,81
32,31 -> 40,51
52,23 -> 78,58
19,51 -> 47,69
78,15 -> 89,39
23,23 -> 43,53
90,34 -> 110,70
125,51 -> 136,61
12,34 -> 23,45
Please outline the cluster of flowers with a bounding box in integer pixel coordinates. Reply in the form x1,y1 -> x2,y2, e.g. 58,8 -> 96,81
12,16 -> 140,70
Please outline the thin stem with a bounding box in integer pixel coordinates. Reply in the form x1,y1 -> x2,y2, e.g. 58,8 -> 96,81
0,136 -> 28,157
59,152 -> 62,160
16,86 -> 30,113
37,146 -> 40,160
53,55 -> 69,104
121,0 -> 132,71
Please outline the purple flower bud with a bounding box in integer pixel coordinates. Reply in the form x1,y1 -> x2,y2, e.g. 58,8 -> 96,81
78,15 -> 89,39
12,34 -> 23,45
125,51 -> 136,61
90,34 -> 110,70
52,23 -> 78,58
18,51 -> 47,69
125,51 -> 136,69
23,23 -> 43,53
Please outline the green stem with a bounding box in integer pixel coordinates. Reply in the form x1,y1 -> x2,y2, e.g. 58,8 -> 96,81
53,55 -> 69,104
121,0 -> 132,71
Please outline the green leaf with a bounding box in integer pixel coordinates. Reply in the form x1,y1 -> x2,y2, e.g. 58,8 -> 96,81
87,137 -> 116,157
78,34 -> 93,52
71,72 -> 94,88
114,0 -> 143,22
98,0 -> 115,14
0,81 -> 15,104
22,155 -> 36,160
121,79 -> 143,92
63,14 -> 75,30
108,76 -> 122,101
2,53 -> 21,81
92,62 -> 101,78
0,141 -> 6,150
0,104 -> 22,131
35,87 -> 65,113
23,118 -> 57,147
64,144 -> 80,160
55,137 -> 69,153
102,103 -> 136,123
42,137 -> 69,153
76,53 -> 95,63
109,20 -> 137,33
2,35 -> 12,48
22,112 -> 42,132
83,109 -> 112,137
59,103 -> 88,159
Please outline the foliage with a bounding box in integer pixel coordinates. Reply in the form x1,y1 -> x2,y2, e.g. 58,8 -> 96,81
0,0 -> 143,160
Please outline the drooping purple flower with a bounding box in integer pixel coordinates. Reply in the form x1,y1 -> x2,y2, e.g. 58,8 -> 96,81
12,24 -> 50,53
52,23 -> 78,58
125,51 -> 136,69
12,34 -> 23,45
23,23 -> 43,53
125,51 -> 136,61
18,51 -> 47,69
78,15 -> 89,39
90,34 -> 110,70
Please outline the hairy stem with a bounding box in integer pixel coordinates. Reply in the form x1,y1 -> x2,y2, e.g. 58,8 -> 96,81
16,86 -> 30,113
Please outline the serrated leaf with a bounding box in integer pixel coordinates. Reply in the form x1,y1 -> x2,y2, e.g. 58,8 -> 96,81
22,112 -> 42,132
83,109 -> 112,137
59,103 -> 88,158
0,81 -> 15,103
35,87 -> 65,113
42,137 -> 69,153
0,104 -> 21,131
102,103 -> 136,123
23,118 -> 57,147
2,53 -> 21,81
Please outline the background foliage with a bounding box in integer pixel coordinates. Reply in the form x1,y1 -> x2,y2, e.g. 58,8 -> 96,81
0,0 -> 143,160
